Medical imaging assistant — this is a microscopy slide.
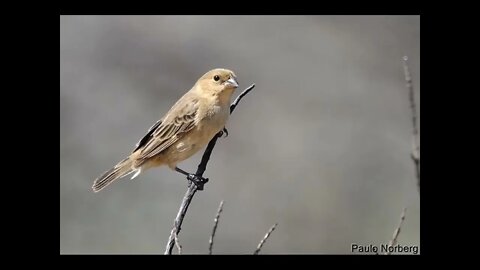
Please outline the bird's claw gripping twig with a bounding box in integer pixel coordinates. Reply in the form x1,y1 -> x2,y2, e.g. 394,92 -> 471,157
217,127 -> 229,138
187,174 -> 209,190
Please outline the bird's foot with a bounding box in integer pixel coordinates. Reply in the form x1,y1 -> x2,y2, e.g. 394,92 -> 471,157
187,174 -> 209,190
217,127 -> 229,138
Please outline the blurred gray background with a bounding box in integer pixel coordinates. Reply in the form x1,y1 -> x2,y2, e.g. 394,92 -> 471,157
60,15 -> 420,254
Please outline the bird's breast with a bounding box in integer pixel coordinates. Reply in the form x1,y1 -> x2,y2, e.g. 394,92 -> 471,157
164,103 -> 229,165
204,104 -> 229,127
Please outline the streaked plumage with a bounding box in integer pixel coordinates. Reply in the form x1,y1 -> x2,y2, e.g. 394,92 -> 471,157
92,68 -> 238,192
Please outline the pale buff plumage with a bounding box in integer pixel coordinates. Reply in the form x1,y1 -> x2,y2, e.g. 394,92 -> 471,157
92,68 -> 238,192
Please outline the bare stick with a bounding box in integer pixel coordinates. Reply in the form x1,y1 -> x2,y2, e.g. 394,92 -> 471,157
403,56 -> 420,191
385,208 -> 407,255
164,84 -> 255,255
164,185 -> 197,254
254,223 -> 278,255
174,228 -> 182,254
208,200 -> 224,254
230,84 -> 255,113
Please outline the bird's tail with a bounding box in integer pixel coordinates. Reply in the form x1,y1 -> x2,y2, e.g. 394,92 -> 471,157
92,157 -> 139,192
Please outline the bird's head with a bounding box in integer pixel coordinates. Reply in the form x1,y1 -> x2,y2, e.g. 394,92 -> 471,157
195,68 -> 239,97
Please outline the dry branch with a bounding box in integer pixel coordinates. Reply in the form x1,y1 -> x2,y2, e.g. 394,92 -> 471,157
208,200 -> 224,254
174,228 -> 182,254
254,223 -> 278,255
385,208 -> 407,255
403,56 -> 420,191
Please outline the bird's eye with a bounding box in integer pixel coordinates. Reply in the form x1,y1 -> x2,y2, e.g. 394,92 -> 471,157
213,75 -> 220,81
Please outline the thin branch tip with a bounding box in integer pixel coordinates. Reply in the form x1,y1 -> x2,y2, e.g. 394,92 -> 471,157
385,208 -> 407,255
402,57 -> 420,191
230,83 -> 256,113
254,223 -> 278,255
208,200 -> 224,254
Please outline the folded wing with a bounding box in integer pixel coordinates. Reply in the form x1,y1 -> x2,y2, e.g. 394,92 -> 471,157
134,97 -> 199,162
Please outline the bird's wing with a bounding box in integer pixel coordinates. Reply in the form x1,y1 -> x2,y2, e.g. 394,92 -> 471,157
135,95 -> 199,160
132,119 -> 162,153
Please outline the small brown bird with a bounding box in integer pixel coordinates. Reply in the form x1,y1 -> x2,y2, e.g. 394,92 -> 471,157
92,68 -> 239,192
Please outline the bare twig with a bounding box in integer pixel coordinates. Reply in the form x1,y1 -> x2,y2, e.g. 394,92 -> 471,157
381,58 -> 417,255
254,223 -> 278,255
164,84 -> 256,255
403,56 -> 420,192
208,200 -> 224,254
230,84 -> 255,113
174,228 -> 182,254
164,186 -> 197,254
385,207 -> 407,255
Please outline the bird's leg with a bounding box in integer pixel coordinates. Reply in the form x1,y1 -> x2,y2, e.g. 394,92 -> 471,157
217,127 -> 229,138
174,166 -> 209,190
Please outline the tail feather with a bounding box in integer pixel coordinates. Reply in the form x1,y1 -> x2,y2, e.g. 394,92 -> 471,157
92,157 -> 137,192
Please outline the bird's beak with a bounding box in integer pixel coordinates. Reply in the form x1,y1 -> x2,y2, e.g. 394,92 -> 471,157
225,76 -> 239,88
